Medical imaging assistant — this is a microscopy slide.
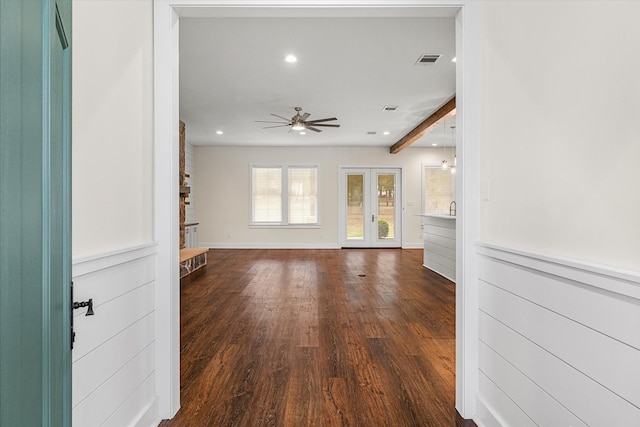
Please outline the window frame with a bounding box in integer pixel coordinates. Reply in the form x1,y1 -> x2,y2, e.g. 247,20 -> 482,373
421,162 -> 456,215
250,163 -> 321,228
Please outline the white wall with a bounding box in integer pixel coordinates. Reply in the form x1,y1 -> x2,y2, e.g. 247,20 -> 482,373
72,1 -> 158,426
73,0 -> 153,258
476,2 -> 640,425
192,145 -> 455,248
479,0 -> 640,271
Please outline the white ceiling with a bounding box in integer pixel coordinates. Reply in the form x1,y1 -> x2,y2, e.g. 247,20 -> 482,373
179,12 -> 457,148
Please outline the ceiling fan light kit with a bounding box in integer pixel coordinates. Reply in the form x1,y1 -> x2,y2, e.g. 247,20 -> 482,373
256,106 -> 340,133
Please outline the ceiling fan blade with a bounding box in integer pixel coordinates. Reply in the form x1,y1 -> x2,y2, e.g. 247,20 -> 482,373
306,126 -> 322,132
301,112 -> 310,121
262,124 -> 290,129
255,120 -> 289,124
310,123 -> 340,127
271,113 -> 292,121
306,117 -> 337,123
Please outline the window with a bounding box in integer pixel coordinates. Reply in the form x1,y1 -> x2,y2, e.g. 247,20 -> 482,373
251,165 -> 319,226
252,167 -> 282,222
422,164 -> 455,215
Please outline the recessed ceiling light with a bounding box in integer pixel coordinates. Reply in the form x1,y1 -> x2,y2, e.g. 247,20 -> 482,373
432,143 -> 438,146
452,57 -> 457,63
383,131 -> 390,135
299,131 -> 306,135
284,54 -> 297,63
216,130 -> 223,135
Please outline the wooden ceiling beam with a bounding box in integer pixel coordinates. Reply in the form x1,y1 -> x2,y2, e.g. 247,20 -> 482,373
390,96 -> 456,154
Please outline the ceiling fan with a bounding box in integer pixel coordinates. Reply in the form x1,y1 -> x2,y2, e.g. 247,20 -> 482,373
256,107 -> 340,133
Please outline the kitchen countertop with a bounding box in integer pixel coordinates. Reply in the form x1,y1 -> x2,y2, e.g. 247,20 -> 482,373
418,214 -> 456,220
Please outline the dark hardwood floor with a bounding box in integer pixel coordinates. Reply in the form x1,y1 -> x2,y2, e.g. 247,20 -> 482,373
160,248 -> 456,426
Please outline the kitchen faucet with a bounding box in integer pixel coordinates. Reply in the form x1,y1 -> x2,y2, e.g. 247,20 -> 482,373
449,201 -> 456,216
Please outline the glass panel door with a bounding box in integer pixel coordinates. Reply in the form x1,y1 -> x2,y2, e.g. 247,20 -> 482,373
340,168 -> 401,248
346,173 -> 366,241
375,172 -> 396,243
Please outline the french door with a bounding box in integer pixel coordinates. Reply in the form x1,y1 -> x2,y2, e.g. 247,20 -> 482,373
339,168 -> 402,248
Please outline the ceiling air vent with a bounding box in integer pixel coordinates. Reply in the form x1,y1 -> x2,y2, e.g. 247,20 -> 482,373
382,105 -> 398,112
415,54 -> 442,65
367,131 -> 377,135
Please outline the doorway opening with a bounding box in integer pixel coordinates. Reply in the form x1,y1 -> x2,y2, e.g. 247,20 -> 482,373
154,1 -> 480,421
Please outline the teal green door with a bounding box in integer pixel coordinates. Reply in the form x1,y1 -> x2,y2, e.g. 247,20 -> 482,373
0,0 -> 72,425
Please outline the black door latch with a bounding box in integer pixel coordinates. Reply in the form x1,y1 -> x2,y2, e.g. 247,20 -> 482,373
71,281 -> 95,350
73,299 -> 95,316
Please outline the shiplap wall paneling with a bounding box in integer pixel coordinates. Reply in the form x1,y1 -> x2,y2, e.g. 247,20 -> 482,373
478,254 -> 640,349
479,340 -> 587,427
480,313 -> 626,426
476,244 -> 640,426
73,345 -> 155,426
477,371 -> 537,427
422,216 -> 456,281
72,245 -> 158,427
102,374 -> 156,427
480,282 -> 640,409
424,241 -> 456,272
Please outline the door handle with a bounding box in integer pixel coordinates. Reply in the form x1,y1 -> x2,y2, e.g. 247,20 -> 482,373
372,214 -> 375,223
73,299 -> 95,316
70,281 -> 95,350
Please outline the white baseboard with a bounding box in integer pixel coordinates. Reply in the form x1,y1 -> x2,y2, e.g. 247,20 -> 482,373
402,243 -> 423,249
133,396 -> 159,427
202,242 -> 424,250
201,242 -> 341,249
474,396 -> 504,427
422,264 -> 456,282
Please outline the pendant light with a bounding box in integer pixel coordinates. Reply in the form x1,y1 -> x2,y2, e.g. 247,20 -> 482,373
441,120 -> 448,169
450,125 -> 456,175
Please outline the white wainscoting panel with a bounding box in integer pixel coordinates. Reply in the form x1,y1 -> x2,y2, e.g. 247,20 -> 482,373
477,371 -> 537,427
72,243 -> 159,427
476,243 -> 640,427
421,215 -> 456,282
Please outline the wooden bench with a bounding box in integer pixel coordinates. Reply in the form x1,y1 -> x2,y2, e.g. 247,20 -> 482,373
179,248 -> 208,278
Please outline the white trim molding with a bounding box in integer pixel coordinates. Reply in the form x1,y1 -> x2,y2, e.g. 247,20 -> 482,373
72,242 -> 158,277
154,1 -> 181,418
477,242 -> 640,300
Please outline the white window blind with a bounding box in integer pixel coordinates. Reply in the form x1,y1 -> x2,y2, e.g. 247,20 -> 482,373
288,167 -> 318,224
252,167 -> 282,222
251,165 -> 319,226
